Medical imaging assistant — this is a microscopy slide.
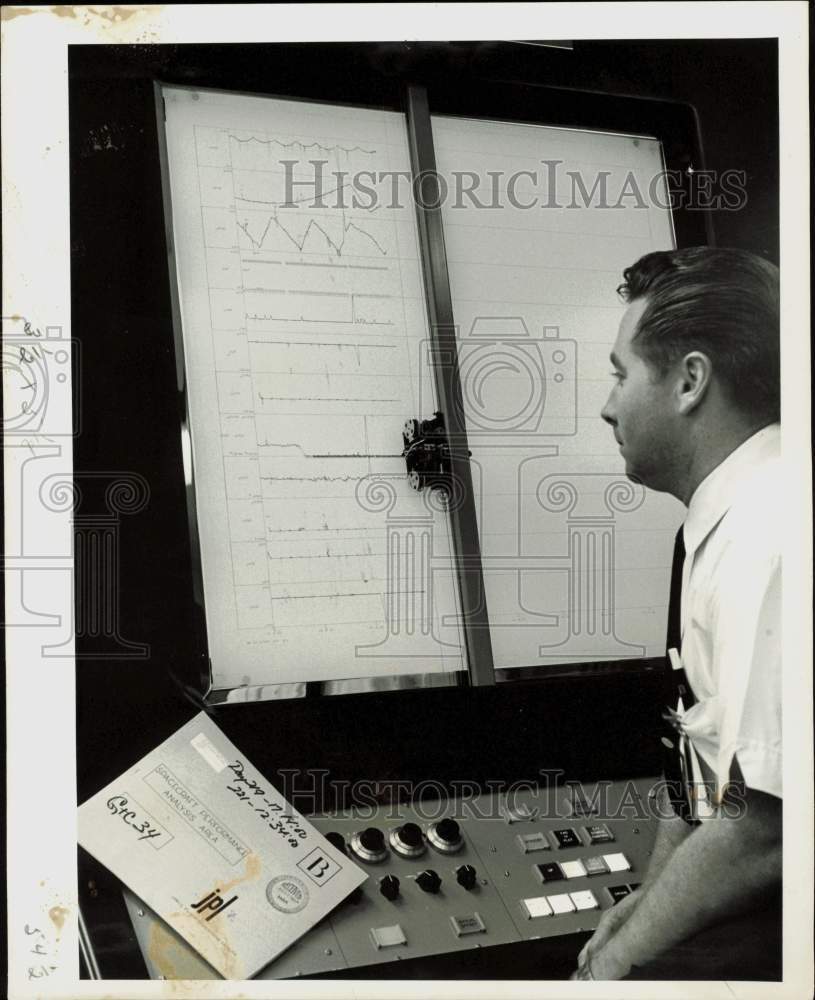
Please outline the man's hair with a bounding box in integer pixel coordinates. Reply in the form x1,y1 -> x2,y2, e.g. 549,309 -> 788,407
618,247 -> 780,422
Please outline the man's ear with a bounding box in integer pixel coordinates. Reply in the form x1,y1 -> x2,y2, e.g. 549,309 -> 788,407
676,351 -> 713,414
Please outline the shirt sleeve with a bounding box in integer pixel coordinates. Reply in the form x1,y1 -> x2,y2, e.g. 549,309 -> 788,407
715,545 -> 782,799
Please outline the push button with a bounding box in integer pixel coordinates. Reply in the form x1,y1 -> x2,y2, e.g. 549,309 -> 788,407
517,832 -> 550,854
606,884 -> 631,905
535,862 -> 564,883
450,913 -> 486,937
502,802 -> 537,824
584,823 -> 615,844
553,828 -> 582,849
583,855 -> 609,876
548,892 -> 576,915
602,852 -> 631,873
561,859 -> 587,880
521,895 -> 553,919
370,924 -> 407,950
569,890 -> 599,911
628,882 -> 642,892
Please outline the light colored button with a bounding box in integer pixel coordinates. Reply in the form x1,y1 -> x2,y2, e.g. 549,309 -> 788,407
450,913 -> 486,937
583,856 -> 609,876
517,832 -> 550,853
521,895 -> 552,919
561,859 -> 587,879
502,802 -> 537,824
370,924 -> 407,950
570,890 -> 599,911
603,852 -> 631,873
548,892 -> 576,915
584,823 -> 614,844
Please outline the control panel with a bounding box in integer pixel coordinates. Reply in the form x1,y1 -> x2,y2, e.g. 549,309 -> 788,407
119,777 -> 657,979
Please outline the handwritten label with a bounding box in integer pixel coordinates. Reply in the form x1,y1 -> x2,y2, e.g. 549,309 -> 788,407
105,794 -> 171,847
23,923 -> 58,982
226,759 -> 308,849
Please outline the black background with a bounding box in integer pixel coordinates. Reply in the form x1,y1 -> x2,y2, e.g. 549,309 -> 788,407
69,40 -> 779,806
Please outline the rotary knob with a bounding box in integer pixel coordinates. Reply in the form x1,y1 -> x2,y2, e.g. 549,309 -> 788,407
415,869 -> 442,894
325,831 -> 347,855
388,821 -> 426,858
455,864 -> 477,890
350,826 -> 388,863
427,817 -> 464,854
379,874 -> 400,901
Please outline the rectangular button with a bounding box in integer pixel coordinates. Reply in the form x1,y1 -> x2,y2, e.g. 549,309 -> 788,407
517,832 -> 550,854
606,884 -> 631,905
548,892 -> 576,915
502,802 -> 537,823
603,852 -> 631,873
553,828 -> 582,849
570,890 -> 599,911
450,913 -> 486,937
561,859 -> 587,880
628,882 -> 642,892
521,895 -> 552,919
583,855 -> 610,876
535,862 -> 564,883
370,924 -> 407,950
584,823 -> 615,844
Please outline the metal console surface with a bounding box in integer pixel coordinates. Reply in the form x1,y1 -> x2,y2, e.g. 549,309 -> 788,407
106,777 -> 657,980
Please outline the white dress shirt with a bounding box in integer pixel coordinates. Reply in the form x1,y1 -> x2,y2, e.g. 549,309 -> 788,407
678,424 -> 782,806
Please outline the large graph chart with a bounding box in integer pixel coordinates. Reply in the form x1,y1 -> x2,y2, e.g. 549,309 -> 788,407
163,87 -> 464,692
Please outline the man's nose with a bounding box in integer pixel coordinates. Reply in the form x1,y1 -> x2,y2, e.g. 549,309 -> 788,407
600,395 -> 616,425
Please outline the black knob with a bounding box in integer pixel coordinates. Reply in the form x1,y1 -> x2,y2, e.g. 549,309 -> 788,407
325,831 -> 347,855
456,864 -> 477,890
379,874 -> 400,901
359,827 -> 385,852
399,822 -> 423,848
416,869 -> 442,894
436,818 -> 461,843
348,886 -> 364,905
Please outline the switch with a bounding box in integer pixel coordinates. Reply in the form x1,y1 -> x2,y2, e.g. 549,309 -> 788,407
606,884 -> 631,905
584,823 -> 615,844
455,864 -> 477,891
570,890 -> 599,911
428,818 -> 464,854
548,892 -> 576,915
389,822 -> 426,859
628,882 -> 642,892
351,827 -> 388,863
370,924 -> 407,950
535,862 -> 564,883
415,869 -> 442,894
521,895 -> 553,919
517,832 -> 550,854
560,859 -> 587,880
553,828 -> 582,849
502,802 -> 537,823
378,875 -> 400,901
583,856 -> 610,876
603,852 -> 631,873
325,831 -> 347,855
450,913 -> 486,937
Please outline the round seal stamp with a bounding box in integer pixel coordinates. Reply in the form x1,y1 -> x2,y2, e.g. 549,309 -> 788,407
266,874 -> 309,914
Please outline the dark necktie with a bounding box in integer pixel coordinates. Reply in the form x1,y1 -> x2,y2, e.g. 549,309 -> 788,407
663,525 -> 700,824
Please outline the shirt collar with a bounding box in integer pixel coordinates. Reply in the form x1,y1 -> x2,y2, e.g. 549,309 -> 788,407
683,423 -> 780,557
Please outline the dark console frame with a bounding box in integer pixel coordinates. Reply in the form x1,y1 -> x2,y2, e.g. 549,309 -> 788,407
71,41 -> 712,981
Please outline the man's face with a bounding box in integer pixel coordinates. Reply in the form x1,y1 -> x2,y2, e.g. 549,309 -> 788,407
601,297 -> 679,492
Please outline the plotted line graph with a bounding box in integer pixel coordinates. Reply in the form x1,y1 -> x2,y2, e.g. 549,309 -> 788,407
237,209 -> 388,258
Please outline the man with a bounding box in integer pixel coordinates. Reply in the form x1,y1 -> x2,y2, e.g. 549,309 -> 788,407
575,246 -> 781,980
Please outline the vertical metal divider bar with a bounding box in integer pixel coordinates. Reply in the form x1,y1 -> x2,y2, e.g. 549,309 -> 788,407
404,85 -> 495,686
